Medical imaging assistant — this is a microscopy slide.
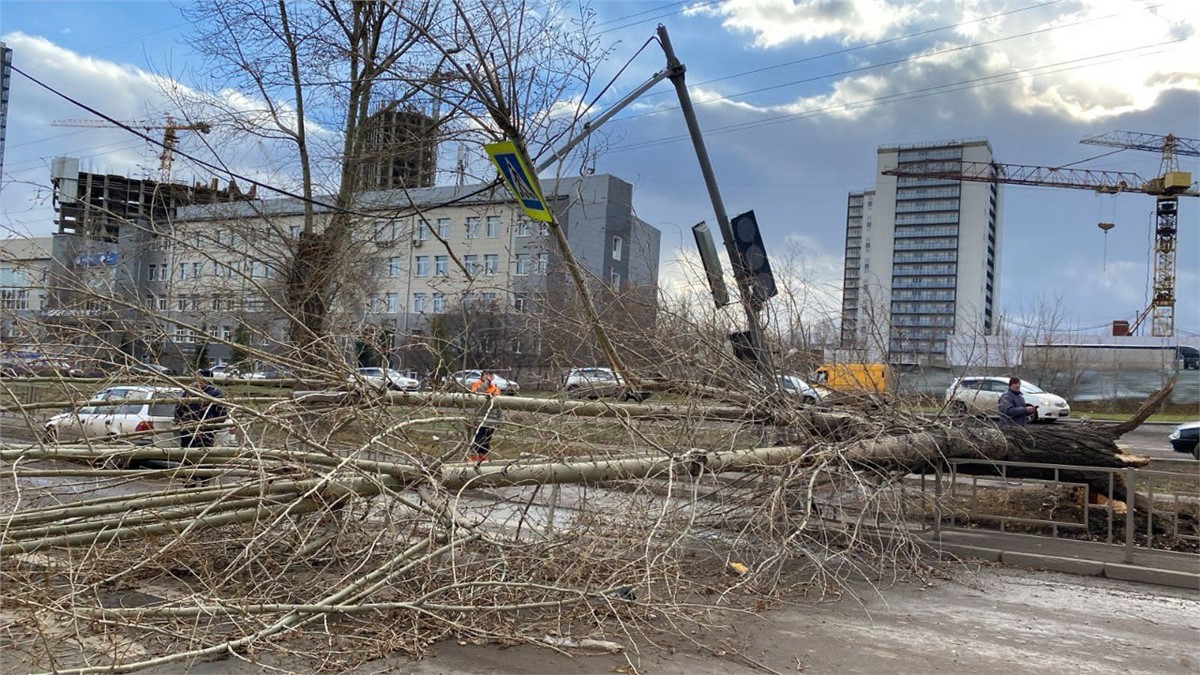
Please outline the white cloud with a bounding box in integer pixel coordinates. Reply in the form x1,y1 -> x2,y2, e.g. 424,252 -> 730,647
682,1 -> 1200,124
687,0 -> 919,48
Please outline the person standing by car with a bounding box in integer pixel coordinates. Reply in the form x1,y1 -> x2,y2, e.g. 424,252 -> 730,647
468,371 -> 501,461
998,377 -> 1036,426
176,369 -> 228,448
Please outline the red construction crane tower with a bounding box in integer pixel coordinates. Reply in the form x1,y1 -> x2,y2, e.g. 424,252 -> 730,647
51,115 -> 211,183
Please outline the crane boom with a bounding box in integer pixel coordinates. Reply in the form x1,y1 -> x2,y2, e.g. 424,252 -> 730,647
1080,131 -> 1200,158
883,160 -> 1199,196
50,116 -> 211,182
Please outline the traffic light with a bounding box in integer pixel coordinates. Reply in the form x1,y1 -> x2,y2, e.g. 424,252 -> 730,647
692,221 -> 730,307
730,210 -> 777,306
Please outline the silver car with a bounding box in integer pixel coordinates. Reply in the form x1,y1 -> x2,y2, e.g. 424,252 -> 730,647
350,367 -> 420,391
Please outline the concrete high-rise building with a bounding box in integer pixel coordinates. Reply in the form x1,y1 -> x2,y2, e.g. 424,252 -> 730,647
358,106 -> 438,191
1,41 -> 13,185
839,139 -> 1002,364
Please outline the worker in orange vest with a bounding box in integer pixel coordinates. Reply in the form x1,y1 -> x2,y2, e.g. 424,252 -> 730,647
468,371 -> 501,461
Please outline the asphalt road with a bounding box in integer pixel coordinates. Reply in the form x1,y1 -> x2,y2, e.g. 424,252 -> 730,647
1066,420 -> 1193,461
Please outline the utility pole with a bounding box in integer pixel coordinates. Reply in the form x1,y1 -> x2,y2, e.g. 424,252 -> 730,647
656,25 -> 775,385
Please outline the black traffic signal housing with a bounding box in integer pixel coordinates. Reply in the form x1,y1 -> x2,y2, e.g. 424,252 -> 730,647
730,210 -> 777,309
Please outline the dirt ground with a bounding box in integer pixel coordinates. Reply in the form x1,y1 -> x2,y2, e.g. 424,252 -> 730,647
123,564 -> 1199,675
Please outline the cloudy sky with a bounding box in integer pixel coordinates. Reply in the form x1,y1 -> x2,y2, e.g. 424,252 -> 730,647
2,0 -> 1198,338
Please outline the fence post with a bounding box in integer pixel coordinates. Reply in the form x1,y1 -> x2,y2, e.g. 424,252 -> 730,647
1124,466 -> 1136,563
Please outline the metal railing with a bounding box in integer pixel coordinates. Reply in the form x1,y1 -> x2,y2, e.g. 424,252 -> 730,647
920,458 -> 1199,562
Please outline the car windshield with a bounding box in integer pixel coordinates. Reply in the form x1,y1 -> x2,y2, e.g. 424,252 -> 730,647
359,369 -> 382,376
1020,383 -> 1046,394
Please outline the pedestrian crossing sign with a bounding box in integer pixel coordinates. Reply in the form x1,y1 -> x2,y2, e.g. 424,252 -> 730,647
485,140 -> 553,222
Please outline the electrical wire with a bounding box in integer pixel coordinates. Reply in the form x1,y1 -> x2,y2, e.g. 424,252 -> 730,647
611,3 -> 1137,124
602,38 -> 1185,154
639,0 -> 1067,99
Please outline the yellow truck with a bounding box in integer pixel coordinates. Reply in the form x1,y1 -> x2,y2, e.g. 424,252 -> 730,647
812,363 -> 891,395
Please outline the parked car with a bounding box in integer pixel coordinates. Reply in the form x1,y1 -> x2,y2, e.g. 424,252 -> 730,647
945,376 -> 1070,422
350,367 -> 420,391
563,367 -> 651,402
43,385 -> 235,446
133,363 -> 175,377
451,370 -> 520,395
208,365 -> 241,380
1169,420 -> 1200,459
777,374 -> 822,404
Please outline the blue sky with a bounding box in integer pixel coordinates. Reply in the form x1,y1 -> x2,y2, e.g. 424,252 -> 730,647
2,0 -> 1198,339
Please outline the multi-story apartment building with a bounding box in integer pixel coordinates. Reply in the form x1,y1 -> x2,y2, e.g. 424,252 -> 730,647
839,139 -> 1002,364
0,236 -> 52,345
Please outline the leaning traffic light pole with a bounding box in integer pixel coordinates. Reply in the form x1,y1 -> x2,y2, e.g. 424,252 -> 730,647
656,25 -> 777,385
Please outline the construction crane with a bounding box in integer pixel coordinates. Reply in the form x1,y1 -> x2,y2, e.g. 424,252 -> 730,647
882,131 -> 1198,337
51,115 -> 211,183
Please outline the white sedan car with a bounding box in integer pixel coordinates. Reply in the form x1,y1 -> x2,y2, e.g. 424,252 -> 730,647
44,385 -> 236,446
349,367 -> 420,391
946,377 -> 1070,422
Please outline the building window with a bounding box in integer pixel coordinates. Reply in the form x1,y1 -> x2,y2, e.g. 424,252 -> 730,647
230,232 -> 240,248
147,264 -> 157,281
179,263 -> 188,280
157,296 -> 168,311
177,297 -> 187,312
388,257 -> 402,278
514,254 -> 529,276
511,339 -> 522,354
486,215 -> 500,238
175,326 -> 192,344
385,292 -> 399,314
466,217 -> 480,239
610,271 -> 621,289
612,236 -> 622,261
536,252 -> 549,275
484,254 -> 498,276
513,293 -> 529,312
415,256 -> 429,277
434,255 -> 448,276
220,325 -> 232,340
436,218 -> 451,239
192,262 -> 203,277
538,222 -> 551,236
481,291 -> 497,304
159,263 -> 169,280
413,292 -> 427,313
290,225 -> 301,238
432,292 -> 446,313
515,220 -> 532,237
373,219 -> 395,241
415,219 -> 430,241
464,255 -> 478,275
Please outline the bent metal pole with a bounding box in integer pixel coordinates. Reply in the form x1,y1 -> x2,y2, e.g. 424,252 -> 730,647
655,25 -> 776,388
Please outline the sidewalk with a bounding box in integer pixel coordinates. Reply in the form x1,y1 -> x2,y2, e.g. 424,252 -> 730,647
921,528 -> 1200,589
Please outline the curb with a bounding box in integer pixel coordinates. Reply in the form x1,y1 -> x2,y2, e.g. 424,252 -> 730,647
923,540 -> 1200,590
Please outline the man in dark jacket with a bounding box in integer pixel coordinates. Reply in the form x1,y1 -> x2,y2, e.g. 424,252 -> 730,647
998,377 -> 1036,426
176,369 -> 228,448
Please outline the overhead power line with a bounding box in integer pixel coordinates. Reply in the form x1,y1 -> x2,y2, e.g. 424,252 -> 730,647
603,38 -> 1186,154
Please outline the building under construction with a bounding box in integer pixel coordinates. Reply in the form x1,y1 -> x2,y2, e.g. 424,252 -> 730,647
357,105 -> 438,191
43,157 -> 253,360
